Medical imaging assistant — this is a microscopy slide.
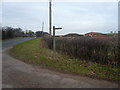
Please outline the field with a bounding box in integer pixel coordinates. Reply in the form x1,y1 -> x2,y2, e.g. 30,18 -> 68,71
10,37 -> 119,81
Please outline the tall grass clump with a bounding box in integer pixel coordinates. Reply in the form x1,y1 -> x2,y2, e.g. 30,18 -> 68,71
43,35 -> 119,67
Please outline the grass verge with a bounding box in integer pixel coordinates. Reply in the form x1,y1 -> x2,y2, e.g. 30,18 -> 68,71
9,37 -> 119,82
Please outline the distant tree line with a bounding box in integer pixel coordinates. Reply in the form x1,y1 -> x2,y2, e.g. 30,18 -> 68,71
2,26 -> 35,40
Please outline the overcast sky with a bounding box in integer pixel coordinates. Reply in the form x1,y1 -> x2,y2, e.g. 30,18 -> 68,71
2,1 -> 118,35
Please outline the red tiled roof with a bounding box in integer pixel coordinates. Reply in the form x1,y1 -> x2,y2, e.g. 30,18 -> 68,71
85,32 -> 106,35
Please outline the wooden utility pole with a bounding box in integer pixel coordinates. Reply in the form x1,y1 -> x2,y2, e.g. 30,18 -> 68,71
42,21 -> 44,36
53,26 -> 62,51
49,0 -> 52,35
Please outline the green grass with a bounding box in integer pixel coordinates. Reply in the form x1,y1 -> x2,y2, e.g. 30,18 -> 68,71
10,37 -> 119,81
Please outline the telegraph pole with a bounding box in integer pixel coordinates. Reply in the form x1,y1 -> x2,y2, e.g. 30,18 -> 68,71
42,21 -> 44,32
42,21 -> 44,36
49,0 -> 52,35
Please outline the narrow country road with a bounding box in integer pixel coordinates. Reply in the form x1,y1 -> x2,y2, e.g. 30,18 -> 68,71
2,38 -> 119,88
2,37 -> 35,49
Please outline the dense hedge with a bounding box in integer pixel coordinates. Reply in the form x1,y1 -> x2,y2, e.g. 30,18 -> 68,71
43,36 -> 119,67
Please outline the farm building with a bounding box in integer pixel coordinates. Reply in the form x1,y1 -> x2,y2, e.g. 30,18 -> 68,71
36,31 -> 49,37
85,32 -> 107,37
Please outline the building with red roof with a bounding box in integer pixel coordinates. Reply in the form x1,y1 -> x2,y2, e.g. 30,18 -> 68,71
85,32 -> 107,37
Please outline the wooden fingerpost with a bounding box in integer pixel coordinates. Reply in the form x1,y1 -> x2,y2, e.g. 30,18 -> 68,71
53,26 -> 62,51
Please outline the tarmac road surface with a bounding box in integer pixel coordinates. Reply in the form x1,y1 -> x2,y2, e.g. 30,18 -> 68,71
2,37 -> 35,49
2,37 -> 119,88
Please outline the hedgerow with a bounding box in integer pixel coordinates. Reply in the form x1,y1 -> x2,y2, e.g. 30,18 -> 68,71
43,36 -> 119,67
